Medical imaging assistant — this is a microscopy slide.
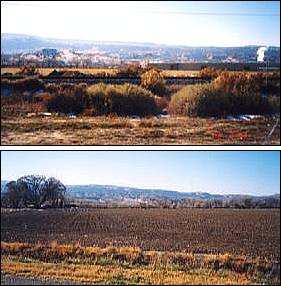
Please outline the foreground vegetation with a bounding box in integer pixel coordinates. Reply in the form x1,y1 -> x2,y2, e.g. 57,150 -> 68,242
2,67 -> 279,118
1,242 -> 279,285
1,66 -> 279,145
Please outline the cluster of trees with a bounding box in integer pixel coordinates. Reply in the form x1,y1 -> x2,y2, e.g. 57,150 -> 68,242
85,196 -> 280,209
1,175 -> 66,208
1,54 -> 87,68
62,195 -> 280,209
177,197 -> 280,209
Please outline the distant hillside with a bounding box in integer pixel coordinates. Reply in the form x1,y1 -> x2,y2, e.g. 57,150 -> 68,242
66,184 -> 225,201
0,33 -> 163,54
67,185 -> 280,207
1,33 -> 280,63
1,33 -> 94,53
1,181 -> 279,208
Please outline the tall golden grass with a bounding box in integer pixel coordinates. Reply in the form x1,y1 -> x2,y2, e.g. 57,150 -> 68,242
1,241 -> 276,275
1,241 -> 279,285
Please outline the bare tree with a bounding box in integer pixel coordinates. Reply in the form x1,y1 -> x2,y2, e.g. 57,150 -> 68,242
17,175 -> 47,208
3,181 -> 22,208
44,177 -> 66,207
3,175 -> 66,208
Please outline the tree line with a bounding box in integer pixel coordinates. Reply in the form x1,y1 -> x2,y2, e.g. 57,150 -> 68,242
62,196 -> 280,209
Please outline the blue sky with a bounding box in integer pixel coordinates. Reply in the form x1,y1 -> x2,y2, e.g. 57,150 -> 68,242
1,1 -> 280,46
1,151 -> 280,196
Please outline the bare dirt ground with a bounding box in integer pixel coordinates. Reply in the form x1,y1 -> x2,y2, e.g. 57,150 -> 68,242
1,115 -> 279,145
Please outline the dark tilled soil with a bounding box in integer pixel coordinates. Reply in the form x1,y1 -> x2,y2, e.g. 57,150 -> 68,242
1,208 -> 280,260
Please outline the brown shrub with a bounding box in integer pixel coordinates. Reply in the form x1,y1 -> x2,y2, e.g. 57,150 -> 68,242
116,64 -> 143,78
199,67 -> 221,79
17,65 -> 39,76
169,72 -> 275,117
46,84 -> 87,114
141,69 -> 168,96
1,77 -> 45,94
86,83 -> 158,116
214,72 -> 259,97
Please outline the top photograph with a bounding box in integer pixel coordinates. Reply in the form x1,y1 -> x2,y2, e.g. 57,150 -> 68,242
1,1 -> 280,146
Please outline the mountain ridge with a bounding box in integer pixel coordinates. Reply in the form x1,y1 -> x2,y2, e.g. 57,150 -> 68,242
2,180 -> 278,200
2,33 -> 280,65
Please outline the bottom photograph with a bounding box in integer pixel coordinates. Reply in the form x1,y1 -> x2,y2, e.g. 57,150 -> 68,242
1,151 -> 280,285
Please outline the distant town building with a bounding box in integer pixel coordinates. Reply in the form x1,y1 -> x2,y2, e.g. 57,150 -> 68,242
42,48 -> 57,58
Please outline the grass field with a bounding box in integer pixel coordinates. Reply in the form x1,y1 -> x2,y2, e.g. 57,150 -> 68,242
1,208 -> 280,284
1,67 -> 264,77
1,115 -> 279,145
0,67 -> 206,77
1,67 -> 119,76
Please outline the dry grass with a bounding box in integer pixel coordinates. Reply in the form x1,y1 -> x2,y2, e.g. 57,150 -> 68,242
1,115 -> 279,145
2,68 -> 268,77
1,68 -> 118,76
1,257 -> 254,285
1,68 -> 197,77
161,70 -> 200,77
2,242 -> 277,285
